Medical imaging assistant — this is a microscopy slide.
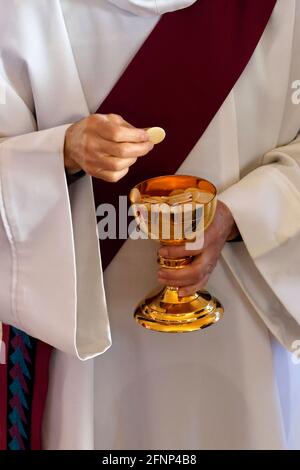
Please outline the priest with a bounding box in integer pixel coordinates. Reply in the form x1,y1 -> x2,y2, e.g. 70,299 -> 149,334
0,0 -> 300,450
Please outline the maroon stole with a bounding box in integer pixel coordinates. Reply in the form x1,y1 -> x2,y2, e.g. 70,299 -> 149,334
0,0 -> 276,450
94,0 -> 277,269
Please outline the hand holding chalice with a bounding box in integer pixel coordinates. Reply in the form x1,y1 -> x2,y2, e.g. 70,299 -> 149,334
129,175 -> 224,333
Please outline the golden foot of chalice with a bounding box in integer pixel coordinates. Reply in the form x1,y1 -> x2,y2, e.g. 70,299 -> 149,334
129,175 -> 224,333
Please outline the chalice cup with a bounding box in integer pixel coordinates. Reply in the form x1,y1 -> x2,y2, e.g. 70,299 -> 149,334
129,175 -> 224,333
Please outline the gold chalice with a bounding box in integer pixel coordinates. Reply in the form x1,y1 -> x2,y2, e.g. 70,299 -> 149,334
129,175 -> 224,333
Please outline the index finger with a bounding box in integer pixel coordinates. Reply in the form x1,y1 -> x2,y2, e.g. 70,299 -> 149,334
94,114 -> 149,143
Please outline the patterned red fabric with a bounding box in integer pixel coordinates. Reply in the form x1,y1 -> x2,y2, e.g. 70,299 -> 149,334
30,340 -> 52,450
0,324 -> 9,450
0,325 -> 52,450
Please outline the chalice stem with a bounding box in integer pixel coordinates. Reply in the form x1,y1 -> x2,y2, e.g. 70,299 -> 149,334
157,252 -> 196,304
158,253 -> 193,270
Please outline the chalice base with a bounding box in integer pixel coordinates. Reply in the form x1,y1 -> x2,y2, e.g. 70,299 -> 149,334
134,286 -> 224,333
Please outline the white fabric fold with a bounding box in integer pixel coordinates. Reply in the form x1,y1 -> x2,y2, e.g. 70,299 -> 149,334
219,135 -> 300,350
0,0 -> 111,360
68,175 -> 111,358
0,125 -> 111,359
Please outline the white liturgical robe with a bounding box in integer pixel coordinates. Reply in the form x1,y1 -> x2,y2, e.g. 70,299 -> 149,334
0,0 -> 300,450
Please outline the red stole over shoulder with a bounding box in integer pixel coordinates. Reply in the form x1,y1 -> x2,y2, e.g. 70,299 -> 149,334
94,0 -> 276,269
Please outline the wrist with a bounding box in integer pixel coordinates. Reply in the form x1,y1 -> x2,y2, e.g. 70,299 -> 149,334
64,127 -> 82,174
226,223 -> 240,241
218,200 -> 240,241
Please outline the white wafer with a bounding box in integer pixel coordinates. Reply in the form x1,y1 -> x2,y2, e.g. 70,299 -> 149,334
129,188 -> 141,203
146,127 -> 166,145
186,189 -> 214,204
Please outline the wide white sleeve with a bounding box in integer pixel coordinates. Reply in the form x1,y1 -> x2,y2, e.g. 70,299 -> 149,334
219,135 -> 300,350
0,89 -> 111,360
